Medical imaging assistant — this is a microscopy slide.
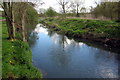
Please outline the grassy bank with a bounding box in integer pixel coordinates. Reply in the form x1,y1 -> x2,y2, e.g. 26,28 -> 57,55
2,21 -> 42,78
40,18 -> 120,49
0,16 -> 5,19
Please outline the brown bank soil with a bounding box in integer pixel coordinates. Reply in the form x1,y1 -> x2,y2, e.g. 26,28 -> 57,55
72,33 -> 120,48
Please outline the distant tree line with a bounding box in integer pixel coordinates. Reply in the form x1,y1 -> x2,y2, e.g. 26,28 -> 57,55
44,7 -> 58,17
91,2 -> 120,21
39,0 -> 120,21
39,0 -> 85,17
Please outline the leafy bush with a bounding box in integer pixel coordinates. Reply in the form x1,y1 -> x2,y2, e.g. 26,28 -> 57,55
45,7 -> 57,17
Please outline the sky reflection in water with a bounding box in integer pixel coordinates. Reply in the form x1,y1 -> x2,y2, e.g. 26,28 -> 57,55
28,24 -> 120,78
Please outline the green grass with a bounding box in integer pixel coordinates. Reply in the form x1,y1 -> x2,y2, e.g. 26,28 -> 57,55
41,18 -> 120,38
0,16 -> 5,19
2,21 -> 42,78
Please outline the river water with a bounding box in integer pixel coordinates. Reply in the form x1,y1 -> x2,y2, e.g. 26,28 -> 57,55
28,24 -> 120,78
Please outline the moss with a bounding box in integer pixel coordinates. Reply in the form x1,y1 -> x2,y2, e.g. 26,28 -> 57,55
2,21 -> 42,78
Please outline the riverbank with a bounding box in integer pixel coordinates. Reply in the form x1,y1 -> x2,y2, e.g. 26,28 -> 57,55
40,18 -> 120,53
2,21 -> 42,78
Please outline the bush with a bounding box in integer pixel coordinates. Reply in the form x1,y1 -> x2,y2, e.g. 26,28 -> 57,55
45,7 -> 57,17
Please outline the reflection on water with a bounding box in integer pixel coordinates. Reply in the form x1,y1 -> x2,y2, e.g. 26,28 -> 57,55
28,24 -> 120,78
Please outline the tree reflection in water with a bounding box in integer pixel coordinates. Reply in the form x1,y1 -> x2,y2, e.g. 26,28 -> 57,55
28,24 -> 120,78
48,30 -> 83,68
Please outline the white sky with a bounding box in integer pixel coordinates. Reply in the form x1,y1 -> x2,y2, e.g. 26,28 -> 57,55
0,0 -> 100,12
37,0 -> 100,13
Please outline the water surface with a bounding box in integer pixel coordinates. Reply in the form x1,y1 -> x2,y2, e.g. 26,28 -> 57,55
28,24 -> 120,78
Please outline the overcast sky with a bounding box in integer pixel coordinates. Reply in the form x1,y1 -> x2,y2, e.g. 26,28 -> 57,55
37,0 -> 100,13
0,0 -> 100,12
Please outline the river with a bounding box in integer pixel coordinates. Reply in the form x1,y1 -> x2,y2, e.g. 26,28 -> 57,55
28,24 -> 120,78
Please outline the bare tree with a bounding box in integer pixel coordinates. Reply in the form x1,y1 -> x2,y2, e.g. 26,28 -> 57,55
29,0 -> 45,7
69,0 -> 85,17
80,7 -> 86,13
57,0 -> 69,13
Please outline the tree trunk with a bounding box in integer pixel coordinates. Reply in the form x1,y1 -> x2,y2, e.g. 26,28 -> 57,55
8,18 -> 14,40
62,4 -> 65,13
21,13 -> 26,41
3,2 -> 15,40
6,17 -> 11,39
117,1 -> 120,22
11,2 -> 15,39
76,4 -> 79,17
12,10 -> 15,39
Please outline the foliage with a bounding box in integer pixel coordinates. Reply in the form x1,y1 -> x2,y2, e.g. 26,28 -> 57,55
41,18 -> 120,38
2,21 -> 42,78
92,2 -> 119,20
44,7 -> 57,17
25,4 -> 38,28
1,2 -> 41,78
13,2 -> 39,40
